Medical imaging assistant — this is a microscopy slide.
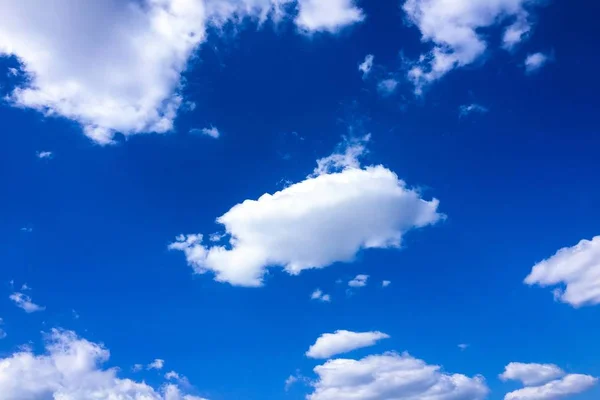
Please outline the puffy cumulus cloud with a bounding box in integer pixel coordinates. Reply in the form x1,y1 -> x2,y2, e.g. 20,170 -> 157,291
306,330 -> 390,359
169,136 -> 442,286
524,52 -> 549,74
348,274 -> 369,288
524,236 -> 600,307
0,0 -> 363,144
403,0 -> 543,93
308,351 -> 489,400
295,0 -> 364,33
500,363 -> 565,386
0,329 -> 206,400
148,358 -> 166,370
9,291 -> 45,313
504,375 -> 597,400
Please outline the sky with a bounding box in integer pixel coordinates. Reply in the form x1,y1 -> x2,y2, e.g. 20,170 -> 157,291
0,0 -> 599,399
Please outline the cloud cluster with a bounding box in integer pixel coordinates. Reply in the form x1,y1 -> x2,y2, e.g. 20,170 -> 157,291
403,0 -> 543,93
0,0 -> 363,144
170,137 -> 442,286
311,289 -> 331,302
501,362 -> 597,400
308,351 -> 489,400
0,329 -> 206,400
306,330 -> 390,359
524,235 -> 600,307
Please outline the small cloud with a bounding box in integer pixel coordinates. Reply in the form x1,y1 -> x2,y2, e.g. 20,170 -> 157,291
20,227 -> 33,233
183,101 -> 196,112
72,309 -> 80,319
190,126 -> 220,139
348,274 -> 369,288
21,283 -> 31,291
459,103 -> 488,118
208,232 -> 226,242
132,364 -> 144,372
8,67 -> 19,76
458,343 -> 469,351
377,79 -> 398,96
382,280 -> 391,287
9,292 -> 45,313
36,151 -> 53,159
0,318 -> 6,339
165,370 -> 181,380
358,54 -> 374,78
147,358 -> 165,370
311,289 -> 331,302
525,52 -> 550,74
285,375 -> 298,391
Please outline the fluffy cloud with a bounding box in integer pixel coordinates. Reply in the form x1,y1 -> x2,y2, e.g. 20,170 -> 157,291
525,52 -> 549,73
170,136 -> 441,287
311,289 -> 331,302
295,0 -> 364,33
348,274 -> 369,288
148,358 -> 166,370
358,54 -> 374,77
308,351 -> 489,400
9,291 -> 45,313
403,0 -> 543,93
524,236 -> 600,307
306,330 -> 390,359
0,329 -> 205,400
500,363 -> 565,386
504,375 -> 597,400
0,0 -> 362,144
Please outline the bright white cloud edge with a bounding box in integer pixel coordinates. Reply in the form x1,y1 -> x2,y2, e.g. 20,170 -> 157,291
306,330 -> 390,359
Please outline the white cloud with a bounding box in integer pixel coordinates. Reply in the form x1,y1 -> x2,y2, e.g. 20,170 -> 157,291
403,0 -> 543,93
132,363 -> 144,372
382,280 -> 391,287
148,358 -> 165,370
36,150 -> 53,159
0,318 -> 6,339
524,236 -> 600,307
306,330 -> 390,359
459,103 -> 489,117
458,343 -> 469,351
311,289 -> 331,302
0,329 -> 205,400
295,0 -> 364,33
377,78 -> 398,96
166,371 -> 182,380
0,0 -> 361,145
9,292 -> 45,313
525,52 -> 549,73
358,54 -> 374,77
348,274 -> 368,288
504,374 -> 597,400
191,126 -> 220,139
308,351 -> 489,400
170,136 -> 442,287
500,363 -> 565,386
285,374 -> 298,390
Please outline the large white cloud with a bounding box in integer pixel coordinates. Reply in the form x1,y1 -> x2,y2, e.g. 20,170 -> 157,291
0,0 -> 363,144
308,351 -> 489,400
306,330 -> 390,359
0,329 -> 206,400
169,137 -> 442,286
500,363 -> 565,386
524,236 -> 600,307
504,375 -> 597,400
402,0 -> 543,93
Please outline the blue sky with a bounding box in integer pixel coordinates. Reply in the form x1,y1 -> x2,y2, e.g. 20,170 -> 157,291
1,0 -> 599,399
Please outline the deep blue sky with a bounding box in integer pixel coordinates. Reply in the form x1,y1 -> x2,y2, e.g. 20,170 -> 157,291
1,0 -> 599,399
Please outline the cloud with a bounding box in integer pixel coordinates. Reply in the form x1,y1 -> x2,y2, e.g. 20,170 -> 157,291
36,150 -> 53,159
458,343 -> 469,351
308,351 -> 489,400
504,375 -> 597,400
311,289 -> 331,302
285,374 -> 298,390
132,363 -> 144,372
295,0 -> 364,33
525,52 -> 549,73
500,363 -> 565,386
524,236 -> 600,307
166,371 -> 182,380
348,274 -> 368,288
148,358 -> 165,370
170,136 -> 442,287
0,318 -> 6,339
377,78 -> 398,96
358,54 -> 374,77
382,280 -> 391,287
306,330 -> 390,359
0,0 -> 361,145
459,103 -> 489,118
190,126 -> 220,139
403,0 -> 544,93
9,292 -> 45,313
0,329 -> 204,400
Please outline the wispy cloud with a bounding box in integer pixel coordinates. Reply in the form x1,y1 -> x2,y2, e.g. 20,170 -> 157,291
9,292 -> 45,313
190,126 -> 220,139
